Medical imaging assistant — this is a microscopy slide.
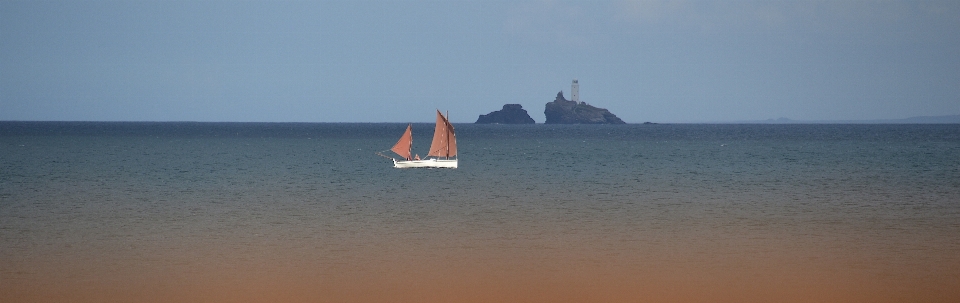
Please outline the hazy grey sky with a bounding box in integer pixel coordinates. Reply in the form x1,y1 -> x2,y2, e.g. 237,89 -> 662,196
2,0 -> 958,123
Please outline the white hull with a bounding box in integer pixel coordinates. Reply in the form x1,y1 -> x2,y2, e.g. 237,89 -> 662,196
393,158 -> 458,168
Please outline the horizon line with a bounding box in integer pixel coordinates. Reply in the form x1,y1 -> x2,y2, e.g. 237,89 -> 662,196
2,115 -> 960,125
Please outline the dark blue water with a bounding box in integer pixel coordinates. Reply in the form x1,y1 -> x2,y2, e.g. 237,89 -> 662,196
2,122 -> 959,302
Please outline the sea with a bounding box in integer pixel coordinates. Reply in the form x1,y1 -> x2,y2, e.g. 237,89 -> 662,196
1,122 -> 959,303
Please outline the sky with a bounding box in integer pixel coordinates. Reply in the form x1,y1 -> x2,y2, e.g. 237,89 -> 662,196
2,0 -> 958,123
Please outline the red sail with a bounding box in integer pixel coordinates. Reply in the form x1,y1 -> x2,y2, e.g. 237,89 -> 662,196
445,114 -> 457,157
427,110 -> 457,158
391,124 -> 413,160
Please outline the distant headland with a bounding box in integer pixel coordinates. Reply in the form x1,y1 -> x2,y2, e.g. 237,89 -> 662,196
476,79 -> 626,124
475,104 -> 535,124
727,115 -> 960,124
544,91 -> 625,124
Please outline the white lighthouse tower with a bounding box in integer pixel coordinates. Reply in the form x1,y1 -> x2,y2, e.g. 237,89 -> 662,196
571,79 -> 580,103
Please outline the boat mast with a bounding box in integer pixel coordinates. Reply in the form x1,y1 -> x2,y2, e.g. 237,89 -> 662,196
446,111 -> 450,159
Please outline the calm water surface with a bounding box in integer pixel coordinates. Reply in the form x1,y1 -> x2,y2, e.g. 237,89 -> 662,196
2,122 -> 959,302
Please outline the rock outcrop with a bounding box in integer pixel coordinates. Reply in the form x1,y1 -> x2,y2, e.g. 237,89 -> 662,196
475,104 -> 536,124
544,92 -> 625,124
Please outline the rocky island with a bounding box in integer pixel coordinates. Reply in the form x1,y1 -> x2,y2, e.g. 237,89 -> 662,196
475,104 -> 535,124
544,91 -> 625,124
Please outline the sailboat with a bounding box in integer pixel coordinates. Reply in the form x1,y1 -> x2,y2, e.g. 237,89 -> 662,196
378,110 -> 458,168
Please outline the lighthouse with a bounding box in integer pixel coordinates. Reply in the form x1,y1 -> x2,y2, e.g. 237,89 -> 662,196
571,79 -> 580,103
